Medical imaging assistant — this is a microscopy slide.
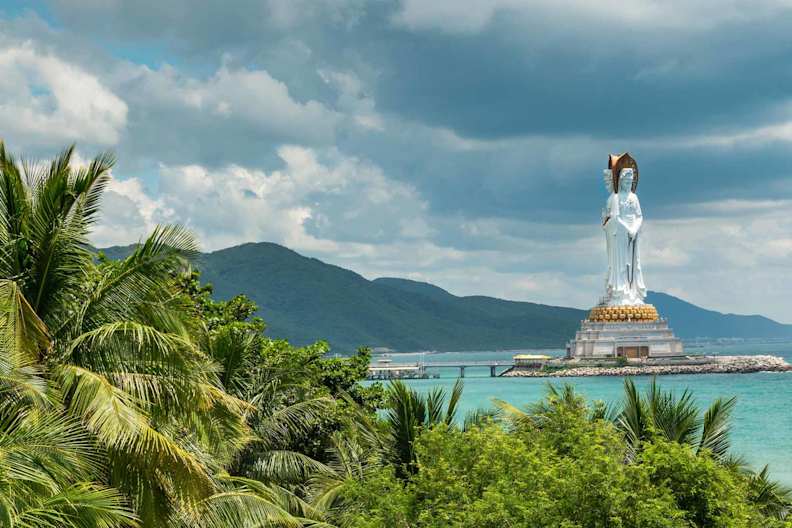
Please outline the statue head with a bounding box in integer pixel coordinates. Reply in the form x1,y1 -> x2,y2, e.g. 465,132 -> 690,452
619,168 -> 634,193
608,152 -> 639,192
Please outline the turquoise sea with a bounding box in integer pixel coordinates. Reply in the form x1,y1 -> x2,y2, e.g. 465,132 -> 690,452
370,341 -> 792,485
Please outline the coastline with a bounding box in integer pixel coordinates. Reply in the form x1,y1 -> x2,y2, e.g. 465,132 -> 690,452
500,355 -> 792,377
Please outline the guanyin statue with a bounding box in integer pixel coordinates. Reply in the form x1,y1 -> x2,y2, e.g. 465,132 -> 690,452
569,152 -> 682,356
601,153 -> 646,306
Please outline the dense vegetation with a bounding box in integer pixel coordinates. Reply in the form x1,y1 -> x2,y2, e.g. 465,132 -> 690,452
101,243 -> 792,352
1,143 -> 790,527
339,381 -> 792,527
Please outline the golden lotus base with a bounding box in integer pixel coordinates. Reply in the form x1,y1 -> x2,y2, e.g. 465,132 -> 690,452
588,304 -> 659,322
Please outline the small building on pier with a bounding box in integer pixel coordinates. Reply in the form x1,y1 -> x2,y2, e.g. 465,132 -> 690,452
512,354 -> 552,368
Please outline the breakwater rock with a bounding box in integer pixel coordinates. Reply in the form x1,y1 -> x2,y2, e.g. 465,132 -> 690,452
501,355 -> 792,378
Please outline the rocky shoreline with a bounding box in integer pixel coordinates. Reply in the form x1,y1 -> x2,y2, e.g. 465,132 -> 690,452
500,355 -> 792,378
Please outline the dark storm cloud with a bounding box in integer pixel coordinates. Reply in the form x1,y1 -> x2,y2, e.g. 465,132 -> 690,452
47,0 -> 792,139
368,15 -> 792,140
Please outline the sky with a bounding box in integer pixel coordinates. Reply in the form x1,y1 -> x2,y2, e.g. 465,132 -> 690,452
2,1 -> 792,322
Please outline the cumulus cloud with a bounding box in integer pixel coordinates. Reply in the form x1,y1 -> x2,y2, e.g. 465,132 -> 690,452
48,0 -> 368,52
689,118 -> 792,148
0,41 -> 127,148
108,62 -> 339,166
93,145 -> 429,252
319,69 -> 384,131
392,0 -> 792,33
92,177 -> 167,247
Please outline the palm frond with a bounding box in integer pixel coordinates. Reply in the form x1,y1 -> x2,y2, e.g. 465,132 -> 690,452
305,427 -> 384,515
0,142 -> 32,277
23,145 -> 104,318
66,321 -> 200,374
57,225 -> 198,339
646,379 -> 701,446
56,364 -> 215,498
425,386 -> 445,425
209,323 -> 260,394
445,378 -> 463,425
748,465 -> 792,520
384,380 -> 425,476
0,280 -> 50,405
178,477 -> 318,528
492,398 -> 533,430
589,399 -> 619,422
0,395 -> 136,528
11,483 -> 138,528
617,378 -> 648,459
247,450 -> 334,484
69,149 -> 115,226
255,397 -> 335,449
697,396 -> 736,461
0,405 -> 101,490
462,407 -> 497,431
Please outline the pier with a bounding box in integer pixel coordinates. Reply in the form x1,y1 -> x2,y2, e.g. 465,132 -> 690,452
367,359 -> 515,379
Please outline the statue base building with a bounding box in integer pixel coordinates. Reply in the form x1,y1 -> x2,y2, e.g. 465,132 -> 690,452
566,304 -> 684,359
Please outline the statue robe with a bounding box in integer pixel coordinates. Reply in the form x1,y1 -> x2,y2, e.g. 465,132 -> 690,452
603,190 -> 646,305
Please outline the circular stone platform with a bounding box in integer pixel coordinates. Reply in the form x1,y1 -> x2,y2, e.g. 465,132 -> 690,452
588,304 -> 659,322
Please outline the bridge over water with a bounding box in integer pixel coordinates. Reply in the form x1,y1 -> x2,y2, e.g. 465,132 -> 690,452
367,360 -> 515,379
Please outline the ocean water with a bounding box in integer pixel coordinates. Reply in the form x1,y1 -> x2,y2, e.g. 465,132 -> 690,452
369,341 -> 792,484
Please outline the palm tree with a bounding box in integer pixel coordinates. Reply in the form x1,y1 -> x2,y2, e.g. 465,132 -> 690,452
0,143 -> 294,525
176,268 -> 357,528
172,476 -> 334,528
0,396 -> 138,527
198,315 -> 338,484
306,398 -> 389,517
617,378 -> 736,461
494,379 -> 735,461
494,382 -> 588,432
618,379 -> 791,520
747,465 -> 792,520
461,407 -> 498,431
384,379 -> 463,478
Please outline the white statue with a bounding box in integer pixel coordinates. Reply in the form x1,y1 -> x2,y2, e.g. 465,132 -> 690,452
602,154 -> 646,306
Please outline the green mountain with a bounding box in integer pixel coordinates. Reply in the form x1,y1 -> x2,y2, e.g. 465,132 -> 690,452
195,243 -> 584,352
99,242 -> 792,351
645,291 -> 792,340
